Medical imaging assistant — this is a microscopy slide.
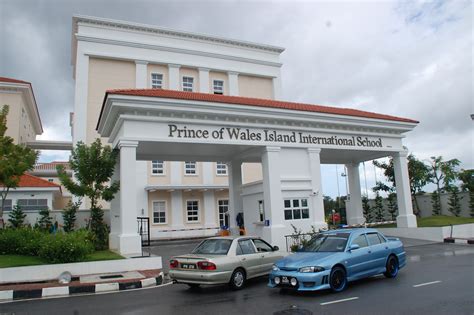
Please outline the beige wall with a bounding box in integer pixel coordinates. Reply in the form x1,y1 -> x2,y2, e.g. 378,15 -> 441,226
212,162 -> 229,185
147,64 -> 169,89
182,191 -> 204,226
238,75 -> 274,99
180,67 -> 199,92
148,191 -> 172,227
0,92 -> 36,144
182,162 -> 203,185
53,196 -> 72,211
242,163 -> 263,184
209,71 -> 228,95
147,161 -> 171,185
87,58 -> 136,143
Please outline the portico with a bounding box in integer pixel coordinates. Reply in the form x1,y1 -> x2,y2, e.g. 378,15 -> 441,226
97,89 -> 418,255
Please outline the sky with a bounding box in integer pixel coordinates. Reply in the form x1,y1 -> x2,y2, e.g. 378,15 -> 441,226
0,0 -> 472,199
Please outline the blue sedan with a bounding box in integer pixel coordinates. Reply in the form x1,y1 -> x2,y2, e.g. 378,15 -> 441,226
269,228 -> 405,292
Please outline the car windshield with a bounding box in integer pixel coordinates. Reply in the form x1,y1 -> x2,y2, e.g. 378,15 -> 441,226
302,233 -> 350,252
192,239 -> 232,255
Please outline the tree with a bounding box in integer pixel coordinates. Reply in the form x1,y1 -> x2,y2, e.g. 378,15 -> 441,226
36,208 -> 52,231
373,154 -> 431,215
447,186 -> 462,217
0,105 -> 39,226
362,196 -> 372,223
458,169 -> 474,217
387,192 -> 398,220
373,192 -> 385,222
62,200 -> 81,232
429,156 -> 461,214
431,190 -> 441,215
8,203 -> 26,228
57,139 -> 119,249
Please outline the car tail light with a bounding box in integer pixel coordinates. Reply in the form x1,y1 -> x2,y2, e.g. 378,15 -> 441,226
170,259 -> 179,269
197,261 -> 217,270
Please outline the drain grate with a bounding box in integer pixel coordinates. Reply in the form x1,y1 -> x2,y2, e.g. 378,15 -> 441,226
99,274 -> 124,279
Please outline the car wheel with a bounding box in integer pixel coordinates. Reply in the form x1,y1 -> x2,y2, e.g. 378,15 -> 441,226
329,266 -> 347,293
187,283 -> 200,289
384,255 -> 399,278
229,268 -> 246,290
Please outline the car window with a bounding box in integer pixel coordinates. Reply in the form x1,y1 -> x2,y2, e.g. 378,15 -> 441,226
253,239 -> 273,252
366,233 -> 381,246
192,239 -> 232,255
303,233 -> 349,252
238,239 -> 256,255
351,234 -> 368,248
377,233 -> 386,243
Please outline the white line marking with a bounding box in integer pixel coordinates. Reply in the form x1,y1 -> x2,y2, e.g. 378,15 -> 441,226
320,297 -> 359,305
413,280 -> 442,288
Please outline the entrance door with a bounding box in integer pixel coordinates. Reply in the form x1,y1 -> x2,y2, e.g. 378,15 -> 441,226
218,199 -> 229,228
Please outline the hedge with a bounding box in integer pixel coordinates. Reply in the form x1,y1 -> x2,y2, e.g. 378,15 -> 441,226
0,228 -> 94,264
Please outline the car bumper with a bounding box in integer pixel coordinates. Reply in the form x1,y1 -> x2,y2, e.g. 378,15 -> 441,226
169,269 -> 232,285
268,270 -> 331,291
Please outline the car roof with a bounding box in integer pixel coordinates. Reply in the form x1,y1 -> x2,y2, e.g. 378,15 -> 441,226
322,228 -> 379,234
205,236 -> 261,241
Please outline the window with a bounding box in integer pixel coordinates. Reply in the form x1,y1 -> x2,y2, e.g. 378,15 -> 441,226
48,179 -> 54,182
17,199 -> 47,211
253,239 -> 273,252
218,200 -> 229,227
351,234 -> 368,248
366,233 -> 381,246
284,198 -> 309,220
213,80 -> 224,95
184,161 -> 197,175
237,239 -> 256,255
153,201 -> 166,224
0,199 -> 12,212
192,239 -> 232,255
187,200 -> 199,222
182,76 -> 194,92
216,162 -> 227,175
258,200 -> 265,222
151,160 -> 164,175
151,73 -> 163,89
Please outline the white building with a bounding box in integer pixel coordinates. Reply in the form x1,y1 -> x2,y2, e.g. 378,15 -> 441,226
69,15 -> 418,255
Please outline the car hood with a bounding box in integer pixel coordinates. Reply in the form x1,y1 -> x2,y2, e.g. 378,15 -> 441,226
275,252 -> 340,269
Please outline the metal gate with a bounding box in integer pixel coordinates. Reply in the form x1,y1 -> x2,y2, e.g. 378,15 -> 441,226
137,217 -> 150,247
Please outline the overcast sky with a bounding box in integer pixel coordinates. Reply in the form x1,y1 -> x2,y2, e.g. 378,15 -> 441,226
0,0 -> 472,198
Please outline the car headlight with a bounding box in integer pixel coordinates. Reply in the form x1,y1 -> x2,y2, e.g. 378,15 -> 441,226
298,266 -> 325,273
272,264 -> 280,271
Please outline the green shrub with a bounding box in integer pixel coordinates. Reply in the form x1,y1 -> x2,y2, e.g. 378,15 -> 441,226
8,204 -> 26,228
0,228 -> 45,256
38,230 -> 94,263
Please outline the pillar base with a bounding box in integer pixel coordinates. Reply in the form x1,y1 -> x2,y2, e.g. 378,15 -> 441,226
109,233 -> 142,256
396,214 -> 417,228
347,216 -> 365,226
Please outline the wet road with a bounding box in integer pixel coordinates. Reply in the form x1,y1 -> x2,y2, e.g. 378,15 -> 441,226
1,240 -> 473,315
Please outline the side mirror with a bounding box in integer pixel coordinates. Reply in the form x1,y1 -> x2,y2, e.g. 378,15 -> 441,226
348,244 -> 360,251
273,245 -> 279,251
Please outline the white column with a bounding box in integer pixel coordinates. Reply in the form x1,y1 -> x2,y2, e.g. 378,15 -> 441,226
171,190 -> 185,229
111,140 -> 142,255
135,60 -> 148,88
228,71 -> 239,96
203,190 -> 217,228
198,68 -> 210,93
307,148 -> 327,228
72,44 -> 89,144
228,160 -> 243,233
170,162 -> 182,185
393,151 -> 417,227
345,162 -> 365,225
202,162 -> 213,185
272,76 -> 282,100
168,64 -> 181,90
109,156 -> 121,250
262,147 -> 285,249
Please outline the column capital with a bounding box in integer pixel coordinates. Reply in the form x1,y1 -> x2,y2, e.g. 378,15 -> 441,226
135,60 -> 148,65
307,148 -> 321,155
117,140 -> 139,149
345,161 -> 361,168
264,146 -> 281,153
227,71 -> 239,76
393,150 -> 409,158
198,67 -> 210,72
168,63 -> 181,69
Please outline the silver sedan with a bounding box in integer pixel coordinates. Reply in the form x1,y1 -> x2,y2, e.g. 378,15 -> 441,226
169,236 -> 287,290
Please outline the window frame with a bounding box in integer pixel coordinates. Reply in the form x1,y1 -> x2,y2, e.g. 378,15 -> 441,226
218,199 -> 229,227
150,72 -> 164,89
213,79 -> 224,95
16,199 -> 48,211
182,76 -> 194,92
351,233 -> 369,249
0,199 -> 12,212
215,162 -> 228,176
186,199 -> 200,223
258,200 -> 265,222
283,198 -> 310,221
151,160 -> 165,176
252,238 -> 274,252
366,233 -> 382,246
152,200 -> 167,225
237,239 -> 257,255
184,161 -> 198,176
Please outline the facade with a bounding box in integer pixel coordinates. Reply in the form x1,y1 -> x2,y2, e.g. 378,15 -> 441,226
71,15 -> 418,255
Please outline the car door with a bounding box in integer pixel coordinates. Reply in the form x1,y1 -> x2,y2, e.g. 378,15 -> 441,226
345,233 -> 373,279
236,239 -> 261,278
252,239 -> 278,275
366,232 -> 390,272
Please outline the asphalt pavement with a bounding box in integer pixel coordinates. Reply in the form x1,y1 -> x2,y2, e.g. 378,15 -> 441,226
1,239 -> 473,315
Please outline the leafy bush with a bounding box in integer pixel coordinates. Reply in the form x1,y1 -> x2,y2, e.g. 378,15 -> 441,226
0,228 -> 44,256
36,208 -> 52,231
8,204 -> 26,228
62,200 -> 80,233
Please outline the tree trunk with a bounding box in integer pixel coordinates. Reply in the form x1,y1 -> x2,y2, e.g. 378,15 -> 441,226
412,194 -> 421,216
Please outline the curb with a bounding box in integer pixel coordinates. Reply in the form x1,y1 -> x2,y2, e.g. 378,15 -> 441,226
444,237 -> 474,245
0,272 -> 164,302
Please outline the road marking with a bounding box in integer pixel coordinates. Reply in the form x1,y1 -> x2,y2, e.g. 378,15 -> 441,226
413,280 -> 442,288
320,297 -> 359,305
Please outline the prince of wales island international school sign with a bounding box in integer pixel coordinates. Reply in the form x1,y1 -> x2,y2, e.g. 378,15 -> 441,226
167,124 -> 384,148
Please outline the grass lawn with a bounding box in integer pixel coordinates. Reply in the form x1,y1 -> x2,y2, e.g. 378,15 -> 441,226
0,250 -> 124,268
377,215 -> 474,228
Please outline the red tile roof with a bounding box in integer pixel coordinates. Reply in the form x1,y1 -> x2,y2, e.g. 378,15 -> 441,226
0,174 -> 61,189
104,89 -> 419,124
0,77 -> 31,85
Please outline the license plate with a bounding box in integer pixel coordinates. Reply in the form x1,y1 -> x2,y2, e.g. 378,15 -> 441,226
181,263 -> 196,269
282,276 -> 289,284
